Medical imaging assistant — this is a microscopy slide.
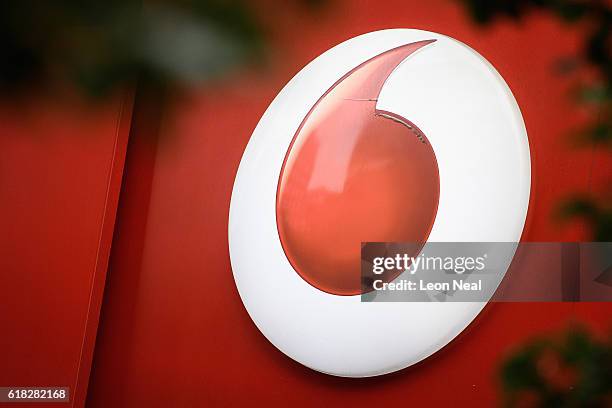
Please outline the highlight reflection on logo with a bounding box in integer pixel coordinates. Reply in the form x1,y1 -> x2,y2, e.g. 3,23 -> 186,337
276,41 -> 440,296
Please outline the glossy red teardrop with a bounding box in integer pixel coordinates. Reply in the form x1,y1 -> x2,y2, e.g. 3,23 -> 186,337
276,41 -> 440,296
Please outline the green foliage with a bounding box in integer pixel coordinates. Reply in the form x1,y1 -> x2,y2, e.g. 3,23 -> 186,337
558,195 -> 612,241
0,0 -> 266,98
500,327 -> 612,407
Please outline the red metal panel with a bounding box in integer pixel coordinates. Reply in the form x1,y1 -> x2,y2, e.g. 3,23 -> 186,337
0,92 -> 133,407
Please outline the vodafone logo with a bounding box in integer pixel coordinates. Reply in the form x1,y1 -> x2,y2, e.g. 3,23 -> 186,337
229,29 -> 530,377
277,40 -> 440,296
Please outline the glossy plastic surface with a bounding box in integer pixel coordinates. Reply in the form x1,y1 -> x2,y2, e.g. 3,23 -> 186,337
277,41 -> 439,295
229,29 -> 531,377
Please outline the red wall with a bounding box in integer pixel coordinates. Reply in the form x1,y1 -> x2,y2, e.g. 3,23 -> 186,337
86,1 -> 611,407
1,1 -> 609,407
0,93 -> 133,407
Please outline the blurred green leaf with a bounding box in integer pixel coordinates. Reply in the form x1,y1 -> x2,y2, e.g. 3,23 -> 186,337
558,195 -> 612,241
0,0 -> 271,98
500,327 -> 612,407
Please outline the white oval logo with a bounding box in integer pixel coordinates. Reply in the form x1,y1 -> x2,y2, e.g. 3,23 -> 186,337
229,29 -> 530,377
